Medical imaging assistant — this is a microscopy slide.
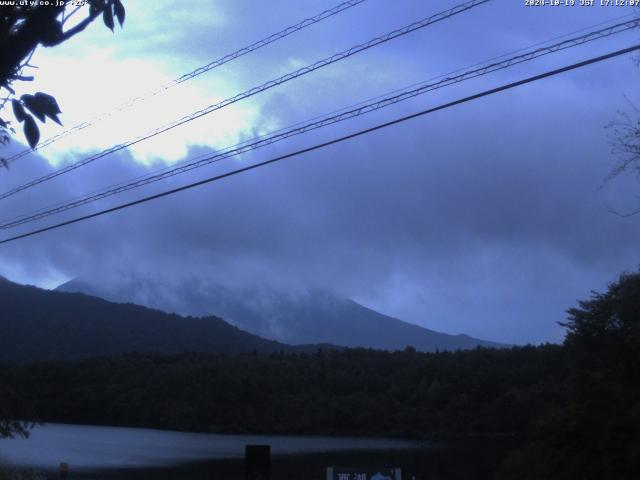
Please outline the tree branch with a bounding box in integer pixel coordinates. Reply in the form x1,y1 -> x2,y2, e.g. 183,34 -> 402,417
53,9 -> 102,46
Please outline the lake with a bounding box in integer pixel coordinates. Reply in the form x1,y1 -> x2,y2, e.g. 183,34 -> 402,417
0,424 -> 514,479
0,424 -> 422,474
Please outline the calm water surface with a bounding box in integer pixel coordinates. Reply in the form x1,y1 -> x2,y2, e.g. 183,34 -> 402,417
0,423 -> 421,470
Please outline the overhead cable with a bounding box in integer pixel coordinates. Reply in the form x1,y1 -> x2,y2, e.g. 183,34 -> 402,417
3,0 -> 370,165
2,18 -> 637,229
1,43 -> 637,245
0,0 -> 492,200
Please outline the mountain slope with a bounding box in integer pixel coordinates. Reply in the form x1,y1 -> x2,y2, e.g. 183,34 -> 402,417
0,277 -> 305,363
57,276 -> 506,351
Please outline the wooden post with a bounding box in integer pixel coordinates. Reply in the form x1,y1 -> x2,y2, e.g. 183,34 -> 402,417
326,467 -> 334,480
245,444 -> 270,480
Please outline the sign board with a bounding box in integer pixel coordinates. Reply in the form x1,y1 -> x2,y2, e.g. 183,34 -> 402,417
326,467 -> 401,480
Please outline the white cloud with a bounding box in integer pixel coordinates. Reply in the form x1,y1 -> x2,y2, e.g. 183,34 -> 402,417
16,51 -> 259,166
9,2 -> 256,167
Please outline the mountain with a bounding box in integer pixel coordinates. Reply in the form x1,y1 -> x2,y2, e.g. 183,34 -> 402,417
56,276 -> 506,351
0,277 -> 316,363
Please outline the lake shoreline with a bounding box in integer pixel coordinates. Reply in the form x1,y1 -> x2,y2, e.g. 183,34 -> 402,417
20,419 -> 522,443
6,442 -> 516,480
0,424 -> 519,480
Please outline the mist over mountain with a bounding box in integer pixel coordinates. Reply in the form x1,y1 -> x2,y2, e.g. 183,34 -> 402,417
56,274 -> 506,351
0,276 -> 316,363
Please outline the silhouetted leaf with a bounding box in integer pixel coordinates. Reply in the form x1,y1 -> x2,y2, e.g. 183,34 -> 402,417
89,0 -> 100,16
21,94 -> 46,122
0,118 -> 14,135
35,92 -> 60,113
114,0 -> 125,27
12,100 -> 27,122
103,7 -> 114,32
34,92 -> 62,125
23,115 -> 39,149
40,20 -> 63,46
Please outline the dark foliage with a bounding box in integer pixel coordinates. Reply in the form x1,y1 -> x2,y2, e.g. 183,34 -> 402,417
497,270 -> 640,480
1,345 -> 566,439
0,384 -> 32,438
0,1 -> 125,152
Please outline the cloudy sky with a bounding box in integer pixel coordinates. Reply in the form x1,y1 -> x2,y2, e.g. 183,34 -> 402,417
0,0 -> 638,344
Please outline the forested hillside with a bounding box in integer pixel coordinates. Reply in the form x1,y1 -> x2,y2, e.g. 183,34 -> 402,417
0,276 -> 310,362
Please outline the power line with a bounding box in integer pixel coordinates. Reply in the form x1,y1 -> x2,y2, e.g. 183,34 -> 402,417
0,0 -> 492,201
1,43 -> 637,246
2,18 -> 637,230
3,0 -> 370,165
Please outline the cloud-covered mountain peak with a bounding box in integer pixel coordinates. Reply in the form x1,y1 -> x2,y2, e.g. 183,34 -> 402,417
56,273 -> 507,351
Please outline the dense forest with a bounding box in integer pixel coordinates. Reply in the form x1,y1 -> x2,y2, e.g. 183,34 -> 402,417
0,345 -> 566,438
1,270 -> 639,478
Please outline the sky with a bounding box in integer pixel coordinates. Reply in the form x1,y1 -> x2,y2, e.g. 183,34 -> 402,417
0,0 -> 639,344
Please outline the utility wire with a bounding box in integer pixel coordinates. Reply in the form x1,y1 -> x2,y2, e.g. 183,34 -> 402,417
1,44 -> 637,246
2,18 -> 637,230
3,8 -> 634,224
3,0 -> 369,165
2,15 -> 636,226
0,0 -> 491,201
5,10 -> 631,206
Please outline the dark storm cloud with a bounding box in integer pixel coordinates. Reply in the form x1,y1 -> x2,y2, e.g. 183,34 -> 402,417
0,0 -> 639,344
